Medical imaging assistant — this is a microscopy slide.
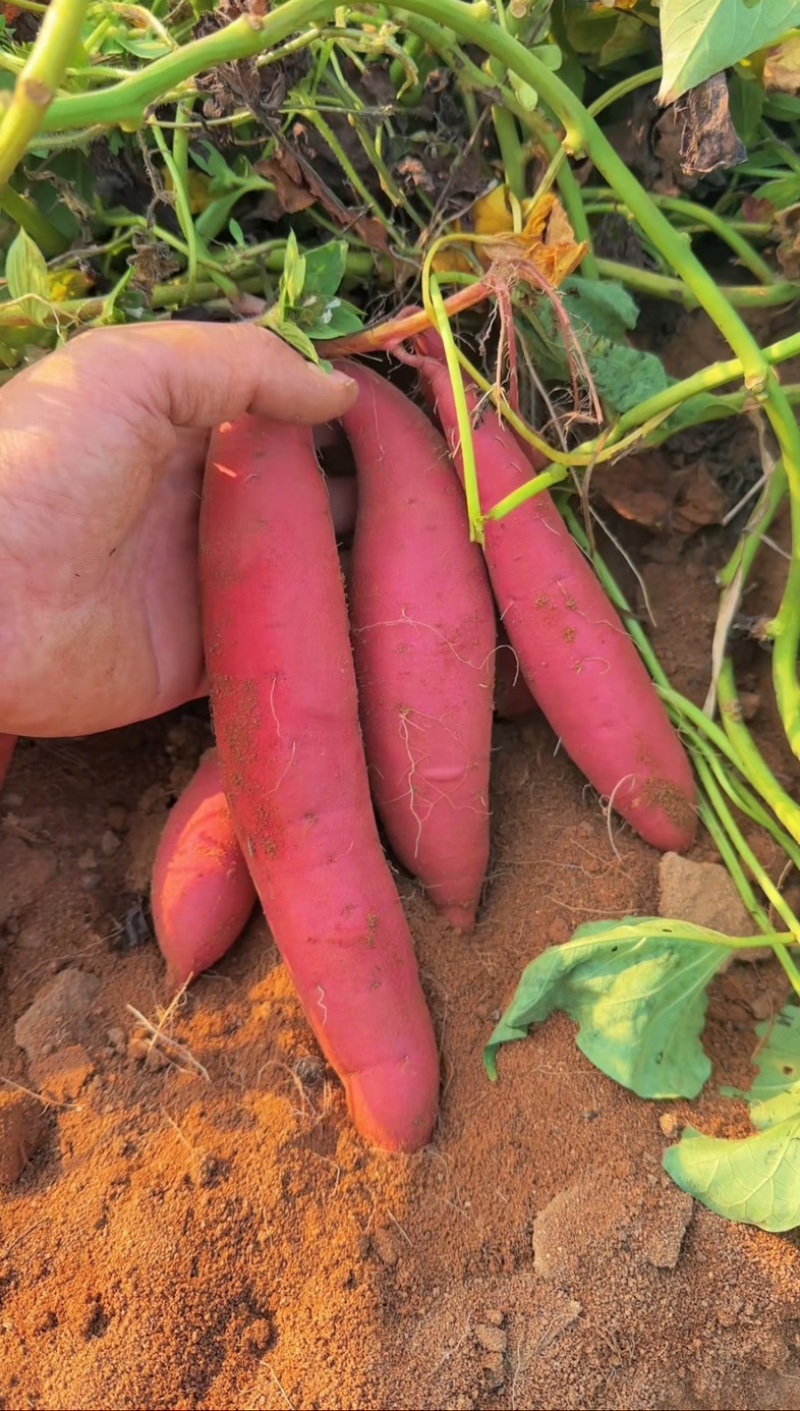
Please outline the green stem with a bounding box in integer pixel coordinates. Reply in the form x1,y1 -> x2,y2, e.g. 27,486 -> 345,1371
717,659 -> 800,848
492,103 -> 526,201
0,185 -> 68,255
595,257 -> 798,309
429,274 -> 483,542
718,461 -> 788,591
596,196 -> 776,284
0,0 -> 90,190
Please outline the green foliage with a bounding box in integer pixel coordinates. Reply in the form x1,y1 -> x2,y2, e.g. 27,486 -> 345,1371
264,231 -> 364,357
484,917 -> 729,1097
524,277 -> 670,418
664,1006 -> 800,1231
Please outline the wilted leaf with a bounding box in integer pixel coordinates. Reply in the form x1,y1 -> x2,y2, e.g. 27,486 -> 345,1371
674,73 -> 747,178
471,187 -> 588,287
594,455 -> 728,534
658,0 -> 800,106
484,916 -> 728,1098
257,153 -> 316,215
775,203 -> 800,278
763,30 -> 800,92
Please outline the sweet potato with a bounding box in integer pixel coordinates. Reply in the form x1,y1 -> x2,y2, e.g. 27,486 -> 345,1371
200,414 -> 439,1151
338,360 -> 496,928
0,735 -> 16,793
151,747 -> 256,992
415,340 -> 697,852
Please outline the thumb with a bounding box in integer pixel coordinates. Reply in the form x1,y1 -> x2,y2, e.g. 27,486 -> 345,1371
69,322 -> 359,428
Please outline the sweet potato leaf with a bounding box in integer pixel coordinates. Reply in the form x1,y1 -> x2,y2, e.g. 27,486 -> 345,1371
658,0 -> 800,106
525,277 -> 670,416
664,1004 -> 800,1231
484,917 -> 729,1098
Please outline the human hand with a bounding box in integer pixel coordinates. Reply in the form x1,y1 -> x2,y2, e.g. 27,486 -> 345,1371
0,322 -> 357,738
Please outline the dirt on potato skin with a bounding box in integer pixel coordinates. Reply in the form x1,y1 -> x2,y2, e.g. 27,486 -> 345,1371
1,515 -> 800,1411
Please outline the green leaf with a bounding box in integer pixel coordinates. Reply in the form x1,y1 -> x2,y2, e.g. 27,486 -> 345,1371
664,1119 -> 800,1232
484,917 -> 728,1098
561,276 -> 640,339
5,228 -> 49,303
658,0 -> 800,106
281,230 -> 306,311
305,298 -> 364,341
598,14 -> 650,68
664,1004 -> 800,1231
524,278 -> 669,417
302,240 -> 348,299
591,342 -> 670,417
269,317 -> 319,363
116,34 -> 172,59
728,71 -> 765,145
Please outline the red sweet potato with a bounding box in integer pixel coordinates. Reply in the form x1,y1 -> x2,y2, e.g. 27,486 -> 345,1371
338,360 -> 496,928
415,340 -> 697,852
200,414 -> 440,1151
151,747 -> 256,992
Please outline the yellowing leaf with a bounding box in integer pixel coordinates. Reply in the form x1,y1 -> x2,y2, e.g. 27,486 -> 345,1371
164,167 -> 214,215
479,189 -> 588,288
473,184 -> 515,238
430,243 -> 474,275
431,187 -> 587,290
763,30 -> 800,93
48,269 -> 94,302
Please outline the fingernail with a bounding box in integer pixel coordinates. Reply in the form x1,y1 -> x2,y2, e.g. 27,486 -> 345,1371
324,368 -> 357,390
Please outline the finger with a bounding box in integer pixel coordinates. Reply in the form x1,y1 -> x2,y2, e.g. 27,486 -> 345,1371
69,323 -> 359,429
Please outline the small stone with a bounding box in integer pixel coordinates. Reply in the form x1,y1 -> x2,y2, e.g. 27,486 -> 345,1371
750,992 -> 777,1021
15,968 -> 100,1066
659,1111 -> 680,1137
106,1028 -> 126,1051
99,829 -> 121,858
31,1044 -> 94,1102
658,853 -> 752,936
77,849 -> 97,871
245,1318 -> 273,1356
0,1090 -> 46,1186
484,1309 -> 505,1327
739,690 -> 761,722
371,1228 -> 399,1266
481,1351 -> 505,1387
106,805 -> 129,833
147,1044 -> 171,1072
475,1323 -> 507,1353
452,1397 -> 474,1410
641,1188 -> 694,1270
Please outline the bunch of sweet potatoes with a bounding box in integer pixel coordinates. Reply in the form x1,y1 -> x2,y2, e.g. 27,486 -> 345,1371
150,340 -> 697,1152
